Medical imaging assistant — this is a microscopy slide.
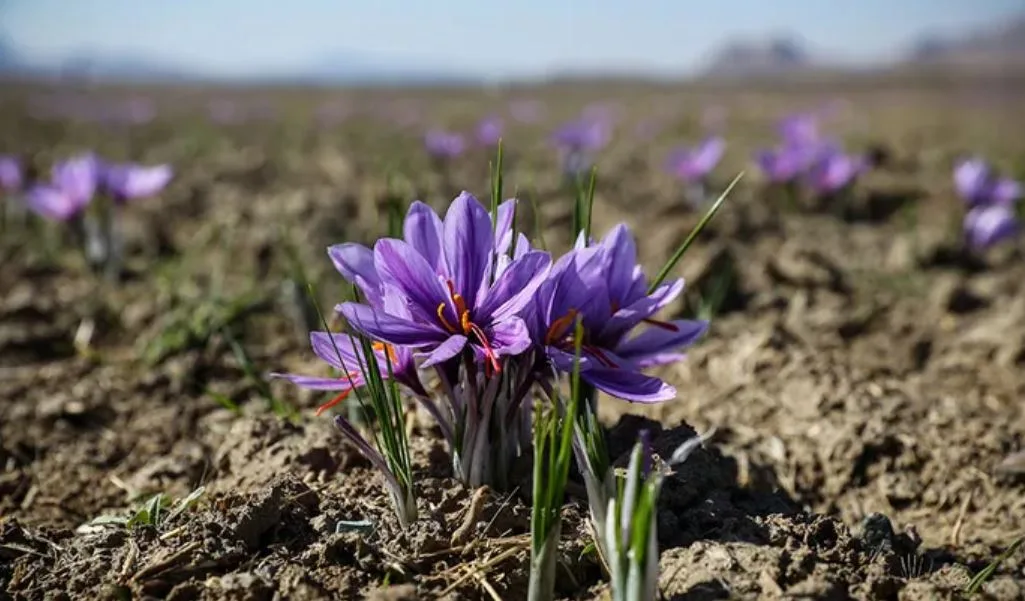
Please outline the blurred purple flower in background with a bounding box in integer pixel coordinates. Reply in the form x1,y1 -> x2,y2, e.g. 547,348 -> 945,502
24,154 -> 101,221
103,163 -> 174,202
778,112 -> 820,147
475,116 -> 504,147
955,157 -> 1022,251
0,155 -> 23,192
667,137 -> 725,183
964,203 -> 1018,250
954,157 -> 1021,206
808,151 -> 868,195
424,130 -> 466,160
552,116 -> 611,176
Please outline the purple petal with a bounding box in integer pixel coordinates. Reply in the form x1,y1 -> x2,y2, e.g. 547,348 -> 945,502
991,178 -> 1022,206
600,279 -> 685,342
270,373 -> 356,391
614,319 -> 709,366
403,200 -> 447,273
477,251 -> 551,321
494,198 -> 517,256
105,163 -> 172,199
443,192 -> 494,308
418,334 -> 467,368
25,185 -> 85,221
954,158 -> 990,204
373,238 -> 451,322
600,224 -> 638,307
340,302 -> 445,346
310,331 -> 363,372
582,368 -> 676,403
489,316 -> 532,356
52,153 -> 101,204
965,204 -> 1018,250
328,243 -> 382,304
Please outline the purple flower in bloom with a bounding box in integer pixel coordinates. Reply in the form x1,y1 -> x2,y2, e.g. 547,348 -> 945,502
808,151 -> 868,194
526,225 -> 707,402
0,155 -> 22,192
552,118 -> 610,153
337,192 -> 551,375
954,158 -> 1022,206
964,203 -> 1018,250
552,117 -> 610,175
475,116 -> 504,147
272,331 -> 426,415
778,112 -> 820,147
666,136 -> 725,183
103,163 -> 173,202
424,130 -> 466,160
25,154 -> 101,221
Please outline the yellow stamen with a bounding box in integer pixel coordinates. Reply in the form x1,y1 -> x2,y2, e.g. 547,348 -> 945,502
437,302 -> 459,333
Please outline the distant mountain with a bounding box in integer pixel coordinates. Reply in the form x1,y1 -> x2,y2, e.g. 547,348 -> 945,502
904,15 -> 1025,68
701,35 -> 816,77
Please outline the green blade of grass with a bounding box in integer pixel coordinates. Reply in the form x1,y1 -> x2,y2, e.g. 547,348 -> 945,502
648,171 -> 743,294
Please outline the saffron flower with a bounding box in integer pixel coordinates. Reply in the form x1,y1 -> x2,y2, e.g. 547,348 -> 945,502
964,203 -> 1018,250
552,117 -> 610,176
424,129 -> 466,160
667,136 -> 725,183
954,157 -> 1021,206
0,155 -> 22,192
272,331 -> 426,415
528,225 -> 707,402
476,116 -> 504,147
25,154 -> 101,221
808,151 -> 868,195
102,163 -> 174,202
339,192 -> 551,375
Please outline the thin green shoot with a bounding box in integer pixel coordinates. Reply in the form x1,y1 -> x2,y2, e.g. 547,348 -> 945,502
307,283 -> 418,527
528,319 -> 585,601
965,535 -> 1024,596
649,172 -> 743,294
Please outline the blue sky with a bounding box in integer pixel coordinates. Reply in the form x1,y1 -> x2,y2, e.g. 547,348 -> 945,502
2,0 -> 1023,77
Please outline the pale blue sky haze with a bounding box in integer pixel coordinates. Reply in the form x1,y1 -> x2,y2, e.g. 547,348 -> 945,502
2,0 -> 1023,77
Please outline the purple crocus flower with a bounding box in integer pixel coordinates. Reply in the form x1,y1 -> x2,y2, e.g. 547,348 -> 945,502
954,158 -> 1022,207
476,116 -> 504,147
424,130 -> 466,160
102,163 -> 173,202
272,330 -> 426,415
778,112 -> 819,147
25,154 -> 101,221
808,151 -> 868,194
338,192 -> 551,375
964,203 -> 1018,250
0,155 -> 22,192
667,136 -> 725,183
552,117 -> 610,175
527,225 -> 707,402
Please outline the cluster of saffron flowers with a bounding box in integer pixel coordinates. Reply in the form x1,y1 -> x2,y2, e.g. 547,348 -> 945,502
423,117 -> 506,161
955,157 -> 1022,251
1,152 -> 172,277
274,185 -> 716,600
755,112 -> 869,200
275,190 -> 707,487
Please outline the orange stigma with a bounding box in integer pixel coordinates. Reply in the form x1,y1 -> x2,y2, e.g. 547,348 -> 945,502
372,341 -> 399,366
545,309 -> 579,345
316,370 -> 360,415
